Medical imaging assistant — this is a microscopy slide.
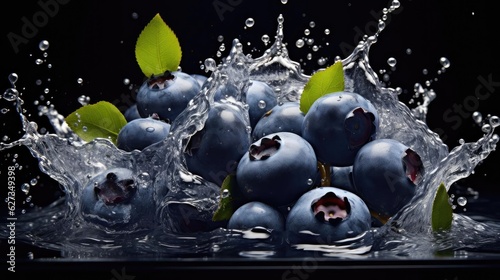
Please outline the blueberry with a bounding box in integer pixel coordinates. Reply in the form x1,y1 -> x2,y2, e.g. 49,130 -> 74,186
252,101 -> 305,142
330,165 -> 356,193
215,80 -> 277,129
351,138 -> 424,218
302,91 -> 379,166
117,115 -> 171,152
184,101 -> 251,186
285,186 -> 371,244
227,201 -> 285,231
236,132 -> 318,208
80,167 -> 154,230
191,73 -> 208,87
245,80 -> 278,128
124,103 -> 141,122
136,71 -> 201,123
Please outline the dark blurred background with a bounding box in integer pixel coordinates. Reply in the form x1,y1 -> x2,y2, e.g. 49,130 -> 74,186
1,0 -> 500,259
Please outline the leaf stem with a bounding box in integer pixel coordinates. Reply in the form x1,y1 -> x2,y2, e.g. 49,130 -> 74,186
317,161 -> 331,187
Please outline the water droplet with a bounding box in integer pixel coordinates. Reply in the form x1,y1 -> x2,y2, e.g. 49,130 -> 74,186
30,178 -> 38,186
387,57 -> 397,67
131,12 -> 139,20
123,78 -> 130,85
245,18 -> 255,28
378,20 -> 386,31
204,58 -> 217,72
482,124 -> 492,133
146,127 -> 155,133
217,35 -> 224,42
261,34 -> 270,45
82,126 -> 88,132
324,29 -> 330,35
440,57 -> 451,68
281,0 -> 288,4
472,111 -> 483,124
35,59 -> 44,65
277,14 -> 284,24
21,183 -> 30,194
489,115 -> 499,127
296,39 -> 305,48
78,95 -> 90,106
38,40 -> 50,51
3,88 -> 19,101
307,178 -> 314,185
8,73 -> 18,86
457,197 -> 467,206
406,48 -> 412,55
77,78 -> 83,85
258,100 -> 266,109
317,57 -> 327,66
27,252 -> 34,260
309,21 -> 316,28
304,29 -> 310,36
222,189 -> 230,198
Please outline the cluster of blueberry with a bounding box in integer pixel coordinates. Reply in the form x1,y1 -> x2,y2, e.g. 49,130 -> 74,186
82,71 -> 424,244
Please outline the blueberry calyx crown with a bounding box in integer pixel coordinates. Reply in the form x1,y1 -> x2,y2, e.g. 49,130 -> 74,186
249,135 -> 281,161
402,148 -> 424,185
344,107 -> 376,150
147,71 -> 175,90
94,172 -> 136,205
312,191 -> 350,224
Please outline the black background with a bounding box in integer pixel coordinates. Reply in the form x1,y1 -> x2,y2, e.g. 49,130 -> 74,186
1,0 -> 500,275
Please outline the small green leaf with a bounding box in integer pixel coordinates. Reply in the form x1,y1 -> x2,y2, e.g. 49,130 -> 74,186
431,182 -> 453,232
65,101 -> 127,145
213,174 -> 241,222
299,60 -> 345,114
135,13 -> 182,77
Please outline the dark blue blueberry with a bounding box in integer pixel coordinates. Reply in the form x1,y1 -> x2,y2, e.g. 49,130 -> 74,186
252,101 -> 305,142
227,201 -> 285,231
184,101 -> 251,186
215,80 -> 277,129
236,132 -> 317,207
80,167 -> 154,230
330,165 -> 356,193
124,103 -> 141,122
285,186 -> 371,244
352,138 -> 424,218
302,91 -> 379,166
117,116 -> 171,152
136,71 -> 201,123
191,73 -> 208,88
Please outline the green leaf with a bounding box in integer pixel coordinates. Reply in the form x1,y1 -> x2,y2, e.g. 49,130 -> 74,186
212,174 -> 240,222
65,101 -> 127,145
431,182 -> 453,232
135,13 -> 182,77
299,60 -> 345,114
